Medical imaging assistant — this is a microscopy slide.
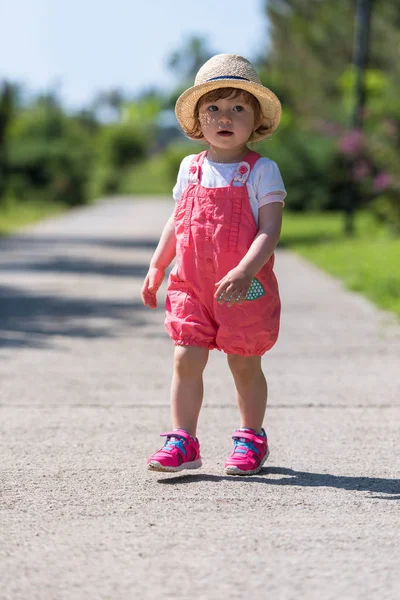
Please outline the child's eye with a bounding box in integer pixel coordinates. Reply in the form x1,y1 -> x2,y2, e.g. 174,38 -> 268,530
233,105 -> 244,112
207,105 -> 218,112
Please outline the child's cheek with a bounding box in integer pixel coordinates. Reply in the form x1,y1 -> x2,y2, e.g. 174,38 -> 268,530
200,114 -> 214,129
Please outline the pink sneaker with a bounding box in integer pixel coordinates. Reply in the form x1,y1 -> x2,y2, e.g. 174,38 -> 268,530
224,428 -> 269,475
147,429 -> 202,472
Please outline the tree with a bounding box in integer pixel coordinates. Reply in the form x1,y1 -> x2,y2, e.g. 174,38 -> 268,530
0,82 -> 21,200
91,88 -> 126,122
167,35 -> 215,86
262,0 -> 400,234
263,0 -> 400,119
7,97 -> 94,206
263,0 -> 355,119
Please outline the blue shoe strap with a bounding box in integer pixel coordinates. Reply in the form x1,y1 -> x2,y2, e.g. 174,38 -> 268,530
233,438 -> 259,455
163,437 -> 187,455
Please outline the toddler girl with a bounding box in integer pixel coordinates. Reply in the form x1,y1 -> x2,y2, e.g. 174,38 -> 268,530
141,54 -> 286,475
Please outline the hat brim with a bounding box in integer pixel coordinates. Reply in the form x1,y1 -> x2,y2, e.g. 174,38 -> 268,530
175,79 -> 282,143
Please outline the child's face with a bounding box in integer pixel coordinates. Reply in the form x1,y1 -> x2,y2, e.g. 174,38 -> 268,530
198,92 -> 257,152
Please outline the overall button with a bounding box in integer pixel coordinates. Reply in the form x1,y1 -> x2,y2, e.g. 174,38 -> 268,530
205,236 -> 210,242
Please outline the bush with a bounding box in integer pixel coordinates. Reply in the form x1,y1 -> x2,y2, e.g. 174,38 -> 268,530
7,104 -> 94,206
88,123 -> 148,198
257,116 -> 335,212
260,110 -> 400,236
94,123 -> 148,169
87,165 -> 120,199
121,140 -> 204,196
163,140 -> 204,182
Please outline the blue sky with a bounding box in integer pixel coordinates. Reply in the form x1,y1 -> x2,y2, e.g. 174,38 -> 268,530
0,0 -> 269,109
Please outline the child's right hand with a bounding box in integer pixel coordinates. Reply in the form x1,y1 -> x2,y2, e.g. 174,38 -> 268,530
141,267 -> 165,309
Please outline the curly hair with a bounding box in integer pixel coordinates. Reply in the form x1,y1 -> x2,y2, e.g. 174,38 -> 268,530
185,87 -> 273,142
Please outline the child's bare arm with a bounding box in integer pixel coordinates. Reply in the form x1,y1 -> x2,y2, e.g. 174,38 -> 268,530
141,210 -> 176,309
237,202 -> 283,276
215,203 -> 283,306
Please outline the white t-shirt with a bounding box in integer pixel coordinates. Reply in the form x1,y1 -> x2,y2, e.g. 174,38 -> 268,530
172,154 -> 286,225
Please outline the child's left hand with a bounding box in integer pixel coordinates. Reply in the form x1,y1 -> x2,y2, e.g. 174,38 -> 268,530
214,267 -> 253,307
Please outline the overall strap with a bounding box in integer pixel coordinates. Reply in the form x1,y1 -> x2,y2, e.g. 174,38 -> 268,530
183,152 -> 207,247
228,151 -> 261,250
188,151 -> 208,185
230,150 -> 261,187
245,150 -> 262,168
197,150 -> 208,170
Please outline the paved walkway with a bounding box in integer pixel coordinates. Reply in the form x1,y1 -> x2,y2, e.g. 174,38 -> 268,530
0,198 -> 399,600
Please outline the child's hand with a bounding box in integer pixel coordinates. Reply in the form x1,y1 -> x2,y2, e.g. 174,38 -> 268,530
141,267 -> 165,309
214,267 -> 253,307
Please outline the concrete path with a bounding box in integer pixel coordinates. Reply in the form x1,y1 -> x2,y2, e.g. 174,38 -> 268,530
0,198 -> 399,600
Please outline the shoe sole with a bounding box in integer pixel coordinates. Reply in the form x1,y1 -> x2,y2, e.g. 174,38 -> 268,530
224,449 -> 270,476
147,458 -> 202,473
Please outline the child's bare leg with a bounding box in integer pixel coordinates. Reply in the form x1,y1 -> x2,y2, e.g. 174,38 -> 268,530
227,354 -> 267,432
171,345 -> 209,437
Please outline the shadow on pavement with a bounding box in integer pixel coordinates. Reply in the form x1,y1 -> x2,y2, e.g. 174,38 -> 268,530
157,466 -> 400,498
0,235 -> 159,278
0,234 -> 162,349
0,284 -> 161,349
0,235 -> 158,251
0,258 -> 149,278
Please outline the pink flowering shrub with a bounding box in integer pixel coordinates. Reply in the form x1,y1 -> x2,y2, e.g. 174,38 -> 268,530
312,118 -> 400,234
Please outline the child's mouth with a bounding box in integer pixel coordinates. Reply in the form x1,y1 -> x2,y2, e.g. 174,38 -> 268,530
217,131 -> 233,137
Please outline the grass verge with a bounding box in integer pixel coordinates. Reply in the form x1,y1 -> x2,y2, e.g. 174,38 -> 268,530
0,200 -> 68,236
121,155 -> 173,195
280,211 -> 400,317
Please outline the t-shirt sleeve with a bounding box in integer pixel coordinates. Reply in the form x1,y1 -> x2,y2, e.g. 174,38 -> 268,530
172,155 -> 195,202
255,158 -> 287,208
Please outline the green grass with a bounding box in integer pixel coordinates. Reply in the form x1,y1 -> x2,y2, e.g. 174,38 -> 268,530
0,199 -> 67,236
121,155 -> 173,195
280,212 -> 400,317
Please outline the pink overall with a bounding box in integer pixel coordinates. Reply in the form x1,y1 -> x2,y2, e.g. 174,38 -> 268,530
165,150 -> 281,356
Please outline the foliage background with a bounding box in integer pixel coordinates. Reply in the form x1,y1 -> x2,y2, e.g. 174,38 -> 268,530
1,0 -> 399,237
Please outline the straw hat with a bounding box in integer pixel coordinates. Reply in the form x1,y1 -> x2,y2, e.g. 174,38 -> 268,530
175,54 -> 282,142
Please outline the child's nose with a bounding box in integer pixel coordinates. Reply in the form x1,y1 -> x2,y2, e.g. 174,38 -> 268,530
218,112 -> 232,125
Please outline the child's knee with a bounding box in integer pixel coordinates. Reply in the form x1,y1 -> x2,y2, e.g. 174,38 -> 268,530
174,346 -> 209,377
227,354 -> 262,380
